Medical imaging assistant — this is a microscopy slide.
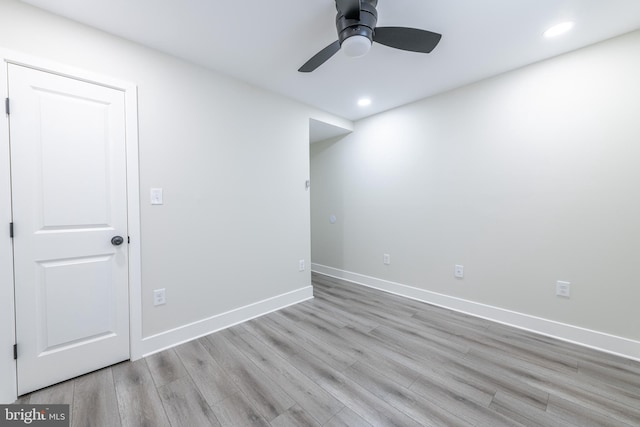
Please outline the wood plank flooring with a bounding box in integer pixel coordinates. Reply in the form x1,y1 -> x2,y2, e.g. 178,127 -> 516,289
17,273 -> 640,426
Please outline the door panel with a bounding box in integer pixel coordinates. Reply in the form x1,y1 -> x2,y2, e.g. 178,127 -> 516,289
37,255 -> 115,350
9,64 -> 130,395
39,91 -> 111,227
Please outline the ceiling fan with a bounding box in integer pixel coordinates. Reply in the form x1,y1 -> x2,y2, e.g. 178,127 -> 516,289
298,0 -> 442,72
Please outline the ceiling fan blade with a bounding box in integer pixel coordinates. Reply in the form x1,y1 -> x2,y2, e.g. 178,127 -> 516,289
373,26 -> 442,53
336,0 -> 361,20
298,40 -> 341,73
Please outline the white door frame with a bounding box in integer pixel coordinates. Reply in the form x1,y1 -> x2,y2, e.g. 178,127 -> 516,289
0,49 -> 143,403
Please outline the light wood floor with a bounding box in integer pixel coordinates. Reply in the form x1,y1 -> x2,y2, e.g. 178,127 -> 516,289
17,273 -> 640,426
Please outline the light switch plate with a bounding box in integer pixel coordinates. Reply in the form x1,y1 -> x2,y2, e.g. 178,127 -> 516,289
150,188 -> 163,205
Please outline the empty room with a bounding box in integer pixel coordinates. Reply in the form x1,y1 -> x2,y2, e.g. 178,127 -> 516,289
1,0 -> 639,426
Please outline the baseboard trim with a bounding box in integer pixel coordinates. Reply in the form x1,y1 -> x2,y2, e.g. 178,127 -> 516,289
311,263 -> 640,362
140,286 -> 314,357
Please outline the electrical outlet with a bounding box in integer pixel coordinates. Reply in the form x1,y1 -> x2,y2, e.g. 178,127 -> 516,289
299,259 -> 305,272
153,288 -> 166,306
383,254 -> 391,265
455,265 -> 464,278
556,281 -> 571,298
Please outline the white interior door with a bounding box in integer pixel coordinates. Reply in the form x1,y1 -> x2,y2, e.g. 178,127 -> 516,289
9,63 -> 130,395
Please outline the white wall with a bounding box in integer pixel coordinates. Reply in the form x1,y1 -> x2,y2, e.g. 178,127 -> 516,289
0,0 -> 349,403
312,30 -> 640,357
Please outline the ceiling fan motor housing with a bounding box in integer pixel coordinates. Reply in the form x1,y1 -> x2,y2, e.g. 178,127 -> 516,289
336,0 -> 378,45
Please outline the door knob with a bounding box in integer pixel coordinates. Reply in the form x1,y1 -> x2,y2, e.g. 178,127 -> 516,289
111,236 -> 124,246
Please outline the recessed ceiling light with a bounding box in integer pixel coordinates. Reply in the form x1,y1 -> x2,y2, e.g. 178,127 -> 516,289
544,21 -> 575,38
358,98 -> 372,107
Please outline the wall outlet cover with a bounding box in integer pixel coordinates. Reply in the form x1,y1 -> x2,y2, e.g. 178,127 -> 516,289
556,281 -> 571,298
455,265 -> 464,278
153,288 -> 166,306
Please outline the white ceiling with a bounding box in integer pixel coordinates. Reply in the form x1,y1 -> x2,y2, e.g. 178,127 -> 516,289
309,119 -> 352,144
20,0 -> 640,121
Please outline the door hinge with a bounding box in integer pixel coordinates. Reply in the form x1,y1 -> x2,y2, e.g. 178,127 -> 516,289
9,222 -> 13,238
13,344 -> 17,360
5,98 -> 9,115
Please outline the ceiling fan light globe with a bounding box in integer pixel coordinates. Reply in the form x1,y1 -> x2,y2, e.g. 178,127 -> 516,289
341,35 -> 372,57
